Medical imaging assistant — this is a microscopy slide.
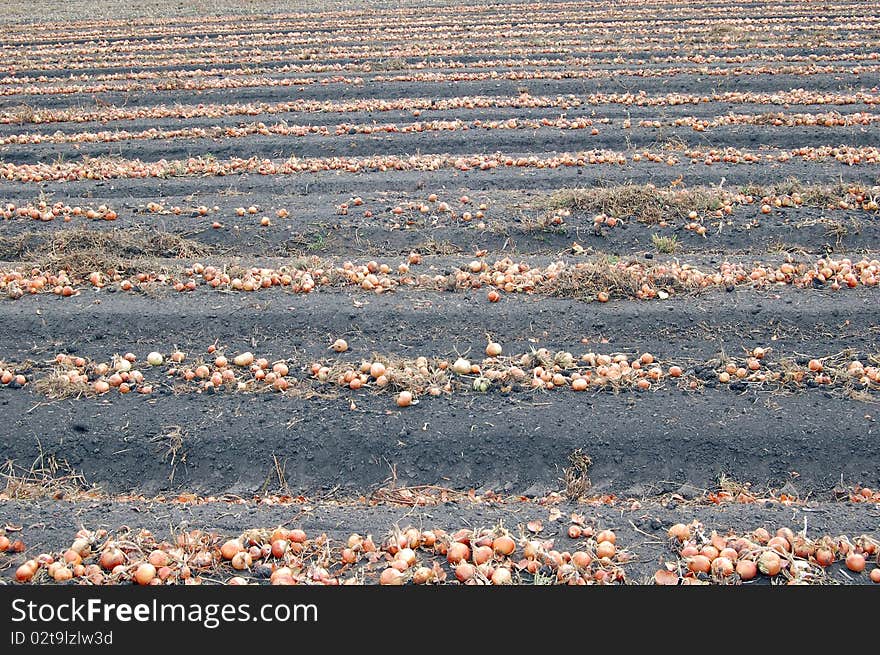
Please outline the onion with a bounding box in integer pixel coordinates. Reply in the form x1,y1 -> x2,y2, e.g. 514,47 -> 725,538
231,552 -> 252,571
146,352 -> 163,366
571,378 -> 588,391
711,556 -> 735,577
668,523 -> 690,541
523,540 -> 540,559
220,539 -> 242,560
452,357 -> 471,375
420,531 -> 437,548
700,545 -> 719,561
134,563 -> 156,586
758,551 -> 782,576
815,548 -> 834,566
752,528 -> 771,544
454,562 -> 475,582
680,544 -> 699,558
720,547 -> 739,562
147,550 -> 169,567
446,542 -> 470,564
493,535 -> 516,556
396,548 -> 417,568
332,339 -> 349,353
270,567 -> 294,585
596,541 -> 616,559
491,567 -> 512,585
271,540 -> 288,558
736,559 -> 758,580
404,528 -> 420,549
233,352 -> 254,367
412,567 -> 432,585
68,539 -> 89,555
715,536 -> 733,556
845,552 -> 866,573
15,560 -> 37,582
485,342 -> 502,357
687,555 -> 712,574
571,551 -> 592,569
396,391 -> 414,407
654,569 -> 679,585
379,567 -> 405,585
473,546 -> 493,565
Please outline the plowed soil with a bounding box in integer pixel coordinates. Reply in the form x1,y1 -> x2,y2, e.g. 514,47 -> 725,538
1,0 -> 878,585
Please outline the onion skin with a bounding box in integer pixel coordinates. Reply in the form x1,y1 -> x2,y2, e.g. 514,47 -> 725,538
231,552 -> 252,570
473,546 -> 493,565
845,553 -> 866,573
134,563 -> 156,586
815,548 -> 834,567
446,542 -> 470,564
758,551 -> 782,576
99,548 -> 125,570
711,556 -> 735,577
379,568 -> 405,585
452,358 -> 471,375
454,563 -> 475,582
687,555 -> 712,574
491,567 -> 513,585
271,540 -> 288,558
486,342 -> 502,357
493,536 -> 516,557
220,539 -> 242,560
569,551 -> 590,569
654,569 -> 678,585
148,549 -> 169,567
15,561 -> 38,582
412,567 -> 432,585
596,541 -> 616,559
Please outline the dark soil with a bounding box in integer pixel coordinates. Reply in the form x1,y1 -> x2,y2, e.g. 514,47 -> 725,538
0,0 -> 879,584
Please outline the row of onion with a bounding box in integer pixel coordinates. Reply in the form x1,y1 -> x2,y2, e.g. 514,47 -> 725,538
4,254 -> 879,301
657,522 -> 880,584
6,345 -> 878,402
